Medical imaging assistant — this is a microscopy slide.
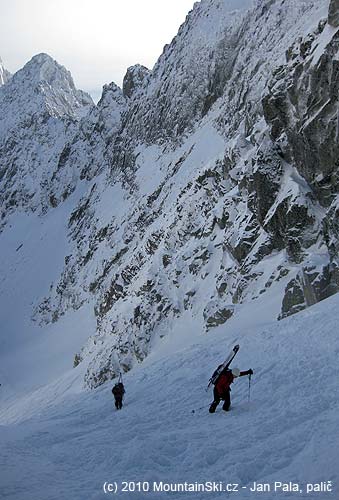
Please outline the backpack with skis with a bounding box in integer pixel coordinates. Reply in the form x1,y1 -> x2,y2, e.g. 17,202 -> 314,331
112,383 -> 125,397
206,344 -> 239,391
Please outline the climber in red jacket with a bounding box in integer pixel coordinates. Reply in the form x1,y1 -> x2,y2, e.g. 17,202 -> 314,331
209,367 -> 253,413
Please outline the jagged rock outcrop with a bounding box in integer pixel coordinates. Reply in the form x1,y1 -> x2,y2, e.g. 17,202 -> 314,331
262,16 -> 339,317
0,57 -> 11,86
123,64 -> 150,98
122,0 -> 253,143
263,23 -> 339,205
49,81 -> 127,205
328,0 -> 339,27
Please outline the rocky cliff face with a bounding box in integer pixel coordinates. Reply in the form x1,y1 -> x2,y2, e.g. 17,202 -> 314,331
262,18 -> 339,317
328,0 -> 339,27
1,0 -> 338,388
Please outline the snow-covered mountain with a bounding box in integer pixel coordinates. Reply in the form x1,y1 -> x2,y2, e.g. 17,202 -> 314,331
0,53 -> 93,226
0,0 -> 338,395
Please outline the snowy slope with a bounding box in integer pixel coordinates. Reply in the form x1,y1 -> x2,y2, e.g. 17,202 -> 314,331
0,293 -> 338,500
0,191 -> 96,400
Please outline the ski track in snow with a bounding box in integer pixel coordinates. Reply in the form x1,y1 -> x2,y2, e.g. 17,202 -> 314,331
0,294 -> 338,500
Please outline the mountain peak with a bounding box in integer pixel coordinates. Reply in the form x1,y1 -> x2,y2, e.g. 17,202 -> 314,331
22,53 -> 79,90
1,53 -> 94,123
0,54 -> 94,157
30,52 -> 54,64
123,64 -> 151,98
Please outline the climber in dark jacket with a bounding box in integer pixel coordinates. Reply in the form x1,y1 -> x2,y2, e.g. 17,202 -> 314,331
209,367 -> 253,413
112,382 -> 125,410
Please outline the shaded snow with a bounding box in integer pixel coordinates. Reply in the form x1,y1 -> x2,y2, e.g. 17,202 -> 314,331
0,187 -> 96,399
0,294 -> 338,499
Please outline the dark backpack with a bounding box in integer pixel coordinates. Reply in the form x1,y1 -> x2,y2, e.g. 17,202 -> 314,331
112,383 -> 124,397
210,364 -> 224,385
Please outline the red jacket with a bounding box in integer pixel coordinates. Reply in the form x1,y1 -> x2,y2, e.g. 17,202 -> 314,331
215,370 -> 251,396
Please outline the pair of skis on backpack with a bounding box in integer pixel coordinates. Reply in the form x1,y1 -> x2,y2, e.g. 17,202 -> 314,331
206,344 -> 240,391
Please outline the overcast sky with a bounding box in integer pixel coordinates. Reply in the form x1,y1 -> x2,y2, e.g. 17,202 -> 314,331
1,0 -> 197,101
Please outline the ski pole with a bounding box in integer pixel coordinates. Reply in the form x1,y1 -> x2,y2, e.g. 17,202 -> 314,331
248,374 -> 252,403
191,405 -> 209,414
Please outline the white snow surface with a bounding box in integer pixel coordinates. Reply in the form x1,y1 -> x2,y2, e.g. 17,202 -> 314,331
311,23 -> 339,66
0,293 -> 338,500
